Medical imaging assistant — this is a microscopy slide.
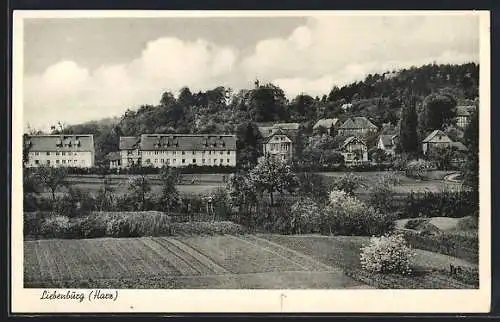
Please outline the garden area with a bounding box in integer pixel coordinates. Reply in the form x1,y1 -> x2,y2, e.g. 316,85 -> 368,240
22,157 -> 479,289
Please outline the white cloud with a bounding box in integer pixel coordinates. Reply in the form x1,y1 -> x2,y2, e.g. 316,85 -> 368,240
24,14 -> 479,130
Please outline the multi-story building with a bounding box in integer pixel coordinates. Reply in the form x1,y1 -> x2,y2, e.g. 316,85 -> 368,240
338,136 -> 368,164
118,134 -> 237,168
24,134 -> 95,168
377,134 -> 399,156
261,128 -> 293,162
313,118 -> 340,135
455,105 -> 474,129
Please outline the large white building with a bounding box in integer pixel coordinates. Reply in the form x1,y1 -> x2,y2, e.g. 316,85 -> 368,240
118,134 -> 237,168
24,134 -> 95,168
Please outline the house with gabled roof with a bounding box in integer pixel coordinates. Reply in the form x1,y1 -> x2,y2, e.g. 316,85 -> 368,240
337,136 -> 368,164
377,134 -> 399,156
455,105 -> 475,128
118,134 -> 237,168
261,128 -> 294,162
421,130 -> 454,154
24,134 -> 95,168
337,117 -> 378,137
313,118 -> 340,135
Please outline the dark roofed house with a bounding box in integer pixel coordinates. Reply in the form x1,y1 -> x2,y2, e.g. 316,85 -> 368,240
377,134 -> 399,156
422,130 -> 454,154
313,118 -> 340,135
119,136 -> 142,167
338,117 -> 378,137
337,136 -> 368,165
24,134 -> 95,168
105,151 -> 121,169
257,123 -> 301,163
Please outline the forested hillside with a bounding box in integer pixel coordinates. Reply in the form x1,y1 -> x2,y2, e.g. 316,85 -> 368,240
41,62 -> 479,165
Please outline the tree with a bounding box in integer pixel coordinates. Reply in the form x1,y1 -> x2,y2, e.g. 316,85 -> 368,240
420,92 -> 457,133
297,172 -> 329,203
96,176 -> 115,211
371,149 -> 390,164
399,96 -> 419,154
33,166 -> 68,201
249,158 -> 299,206
331,173 -> 365,196
127,174 -> 151,211
463,108 -> 479,190
236,122 -> 263,169
159,166 -> 181,211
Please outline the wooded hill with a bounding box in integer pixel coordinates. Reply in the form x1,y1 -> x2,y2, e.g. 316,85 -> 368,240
42,62 -> 479,165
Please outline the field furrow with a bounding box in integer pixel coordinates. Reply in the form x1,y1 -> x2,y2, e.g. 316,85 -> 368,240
170,238 -> 229,274
112,239 -> 158,276
23,242 -> 41,282
136,238 -> 179,275
37,240 -> 58,281
157,239 -> 211,275
151,238 -> 200,275
104,240 -> 147,278
240,235 -> 335,272
98,241 -> 133,278
57,240 -> 86,280
79,240 -> 114,279
138,238 -> 181,276
47,240 -> 76,281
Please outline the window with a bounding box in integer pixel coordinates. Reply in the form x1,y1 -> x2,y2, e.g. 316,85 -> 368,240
74,160 -> 77,164
220,158 -> 223,163
161,159 -> 164,163
227,151 -> 230,155
173,159 -> 176,163
35,152 -> 39,156
173,151 -> 177,155
128,150 -> 133,155
46,152 -> 50,156
227,158 -> 230,163
182,159 -> 185,164
202,159 -> 206,164
146,159 -> 151,163
155,151 -> 159,155
56,160 -> 60,164
154,159 -> 158,163
74,152 -> 78,156
182,151 -> 185,155
62,160 -> 66,164
193,159 -> 196,163
209,151 -> 212,155
192,151 -> 195,155
34,160 -> 39,165
62,152 -> 65,156
56,152 -> 60,156
166,159 -> 170,165
220,151 -> 223,155
46,160 -> 50,165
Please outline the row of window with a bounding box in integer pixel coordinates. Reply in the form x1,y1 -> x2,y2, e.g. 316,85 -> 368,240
33,151 -> 79,156
268,143 -> 290,152
34,159 -> 85,165
144,158 -> 232,165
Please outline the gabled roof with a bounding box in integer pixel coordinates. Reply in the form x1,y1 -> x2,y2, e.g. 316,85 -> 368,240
262,128 -> 292,143
456,105 -> 473,117
273,123 -> 301,130
139,134 -> 237,151
422,130 -> 452,143
339,117 -> 378,130
340,136 -> 366,149
258,123 -> 301,138
379,134 -> 398,148
25,134 -> 94,152
119,136 -> 141,150
313,118 -> 339,129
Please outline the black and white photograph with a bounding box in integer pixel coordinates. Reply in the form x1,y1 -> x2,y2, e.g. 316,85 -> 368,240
12,10 -> 490,313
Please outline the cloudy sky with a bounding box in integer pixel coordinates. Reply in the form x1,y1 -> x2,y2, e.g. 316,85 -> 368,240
22,13 -> 480,131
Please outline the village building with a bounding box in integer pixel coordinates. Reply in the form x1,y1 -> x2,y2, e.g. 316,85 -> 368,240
24,134 -> 95,168
337,116 -> 378,137
261,128 -> 294,162
377,134 -> 399,156
118,134 -> 237,168
455,105 -> 474,129
313,118 -> 340,135
421,130 -> 468,154
338,136 -> 368,164
105,151 -> 121,169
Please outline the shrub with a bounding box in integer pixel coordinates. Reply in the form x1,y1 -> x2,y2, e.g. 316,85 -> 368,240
330,174 -> 365,196
39,216 -> 75,238
405,159 -> 433,179
456,216 -> 478,231
403,189 -> 479,218
289,197 -> 323,234
323,190 -> 395,236
360,233 -> 415,275
170,221 -> 247,236
404,218 -> 428,230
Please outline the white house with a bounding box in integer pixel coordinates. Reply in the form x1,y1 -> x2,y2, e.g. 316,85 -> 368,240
261,128 -> 293,162
338,136 -> 368,164
455,105 -> 474,129
24,134 -> 95,168
377,134 -> 399,156
118,134 -> 237,168
422,130 -> 453,154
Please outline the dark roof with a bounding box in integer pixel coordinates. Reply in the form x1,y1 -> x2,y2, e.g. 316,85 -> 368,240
262,128 -> 293,143
105,151 -> 121,161
119,136 -> 141,150
313,118 -> 339,129
422,130 -> 451,143
456,106 -> 473,117
25,134 -> 94,152
138,134 -> 237,151
339,117 -> 378,130
340,136 -> 366,149
258,122 -> 301,138
379,134 -> 397,148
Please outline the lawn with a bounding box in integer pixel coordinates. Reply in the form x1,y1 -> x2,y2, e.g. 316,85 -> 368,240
24,234 -> 477,289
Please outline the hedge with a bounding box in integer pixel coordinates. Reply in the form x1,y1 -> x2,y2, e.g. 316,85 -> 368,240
63,165 -> 237,176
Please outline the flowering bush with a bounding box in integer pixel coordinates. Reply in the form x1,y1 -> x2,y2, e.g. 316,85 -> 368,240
323,189 -> 395,236
360,233 -> 415,275
405,159 -> 433,179
289,197 -> 323,234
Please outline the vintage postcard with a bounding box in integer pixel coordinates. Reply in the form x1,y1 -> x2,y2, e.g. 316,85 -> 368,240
11,10 -> 491,313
